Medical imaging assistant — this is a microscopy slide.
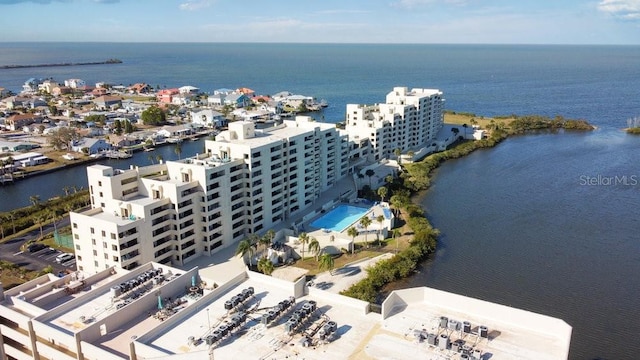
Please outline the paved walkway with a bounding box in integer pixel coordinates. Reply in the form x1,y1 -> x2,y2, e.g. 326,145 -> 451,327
304,253 -> 394,293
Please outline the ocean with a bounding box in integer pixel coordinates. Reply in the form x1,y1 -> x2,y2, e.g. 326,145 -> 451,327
1,43 -> 640,359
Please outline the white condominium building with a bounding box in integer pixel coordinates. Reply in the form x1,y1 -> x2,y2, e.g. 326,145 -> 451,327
345,86 -> 444,161
71,116 -> 351,274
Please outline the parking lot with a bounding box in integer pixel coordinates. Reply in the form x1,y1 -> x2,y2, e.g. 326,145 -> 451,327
11,245 -> 75,274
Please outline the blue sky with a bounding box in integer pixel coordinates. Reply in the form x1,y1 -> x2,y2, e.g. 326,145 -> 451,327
1,0 -> 639,44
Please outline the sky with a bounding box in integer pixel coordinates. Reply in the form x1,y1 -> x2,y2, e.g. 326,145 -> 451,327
0,0 -> 639,44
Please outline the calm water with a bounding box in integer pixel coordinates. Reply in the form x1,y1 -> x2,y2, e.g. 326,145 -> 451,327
2,43 -> 640,359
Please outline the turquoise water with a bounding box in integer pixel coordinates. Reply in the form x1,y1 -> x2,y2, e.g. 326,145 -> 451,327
310,205 -> 370,232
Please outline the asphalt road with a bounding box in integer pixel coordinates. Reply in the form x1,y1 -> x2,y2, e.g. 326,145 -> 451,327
0,215 -> 74,274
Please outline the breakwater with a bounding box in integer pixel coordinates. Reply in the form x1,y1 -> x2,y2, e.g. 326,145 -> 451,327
0,58 -> 122,69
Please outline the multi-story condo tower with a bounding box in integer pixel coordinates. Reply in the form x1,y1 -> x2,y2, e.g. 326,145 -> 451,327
70,116 -> 350,273
345,86 -> 444,161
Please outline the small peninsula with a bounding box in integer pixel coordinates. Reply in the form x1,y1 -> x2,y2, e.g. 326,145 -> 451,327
0,58 -> 122,69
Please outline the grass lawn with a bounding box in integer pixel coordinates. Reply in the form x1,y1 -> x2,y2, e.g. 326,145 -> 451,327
444,111 -> 516,129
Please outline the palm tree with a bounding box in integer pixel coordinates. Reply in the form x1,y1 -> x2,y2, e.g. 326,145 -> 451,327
235,238 -> 256,267
308,237 -> 320,261
148,154 -> 155,164
36,216 -> 45,239
29,194 -> 41,208
392,228 -> 402,253
376,215 -> 385,246
365,169 -> 375,188
156,154 -> 163,163
298,232 -> 309,260
49,210 -> 59,235
385,174 -> 394,185
377,186 -> 388,203
62,186 -> 71,196
393,148 -> 401,165
257,257 -> 274,275
318,253 -> 335,275
406,150 -> 415,162
7,212 -> 16,235
347,226 -> 358,255
259,233 -> 272,257
359,216 -> 372,248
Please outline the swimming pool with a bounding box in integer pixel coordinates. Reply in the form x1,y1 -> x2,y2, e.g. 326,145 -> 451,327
310,204 -> 371,232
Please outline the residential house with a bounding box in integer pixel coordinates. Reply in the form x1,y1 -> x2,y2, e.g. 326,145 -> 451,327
179,85 -> 200,94
6,152 -> 50,167
6,113 -> 42,131
213,88 -> 235,95
190,108 -> 226,127
94,95 -> 123,110
38,80 -> 59,94
272,91 -> 293,101
0,140 -> 39,152
108,134 -> 139,148
22,78 -> 43,93
128,83 -> 152,94
282,94 -> 313,110
64,78 -> 86,88
236,87 -> 255,97
70,137 -> 112,154
26,97 -> 47,109
91,87 -> 109,97
207,93 -> 225,106
157,88 -> 179,104
1,96 -> 29,110
156,124 -> 192,139
52,86 -> 72,96
171,93 -> 193,106
224,93 -> 250,108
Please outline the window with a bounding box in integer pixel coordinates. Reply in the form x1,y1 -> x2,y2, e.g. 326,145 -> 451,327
93,250 -> 98,256
112,245 -> 118,251
75,244 -> 81,250
73,223 -> 78,229
102,230 -> 106,237
104,253 -> 108,259
74,234 -> 79,239
103,242 -> 107,248
111,233 -> 116,240
92,239 -> 96,245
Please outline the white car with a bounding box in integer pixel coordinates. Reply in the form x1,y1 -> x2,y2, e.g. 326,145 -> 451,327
55,253 -> 75,263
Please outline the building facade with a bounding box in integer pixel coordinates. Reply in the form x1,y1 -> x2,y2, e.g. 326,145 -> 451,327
345,86 -> 444,161
71,116 -> 352,274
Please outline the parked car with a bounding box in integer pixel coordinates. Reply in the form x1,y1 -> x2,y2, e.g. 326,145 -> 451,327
55,253 -> 75,263
27,243 -> 47,253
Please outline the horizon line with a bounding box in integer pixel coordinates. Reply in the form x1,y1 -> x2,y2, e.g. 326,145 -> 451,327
0,41 -> 639,47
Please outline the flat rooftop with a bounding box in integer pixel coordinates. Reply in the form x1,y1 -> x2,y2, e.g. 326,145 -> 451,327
132,272 -> 571,360
134,272 -> 377,360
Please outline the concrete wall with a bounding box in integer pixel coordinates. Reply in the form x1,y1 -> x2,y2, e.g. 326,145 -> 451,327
307,286 -> 370,315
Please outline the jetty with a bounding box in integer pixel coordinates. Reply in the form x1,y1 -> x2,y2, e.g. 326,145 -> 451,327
0,59 -> 122,70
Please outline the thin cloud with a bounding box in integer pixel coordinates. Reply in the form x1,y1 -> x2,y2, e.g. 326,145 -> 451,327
315,9 -> 371,15
598,0 -> 640,20
391,0 -> 469,9
0,0 -> 67,4
179,0 -> 212,11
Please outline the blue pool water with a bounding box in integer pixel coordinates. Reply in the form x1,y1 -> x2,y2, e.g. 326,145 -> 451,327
310,205 -> 371,232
